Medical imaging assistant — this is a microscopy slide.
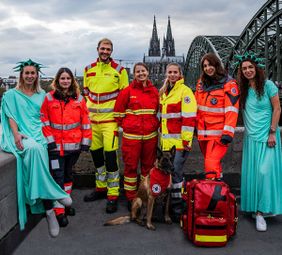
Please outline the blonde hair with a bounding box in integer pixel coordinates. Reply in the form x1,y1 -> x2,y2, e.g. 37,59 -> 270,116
16,66 -> 41,93
159,63 -> 183,96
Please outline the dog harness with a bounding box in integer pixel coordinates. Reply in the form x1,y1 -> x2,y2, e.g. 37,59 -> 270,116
150,167 -> 170,197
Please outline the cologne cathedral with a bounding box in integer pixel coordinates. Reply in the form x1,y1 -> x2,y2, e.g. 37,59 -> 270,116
143,16 -> 185,87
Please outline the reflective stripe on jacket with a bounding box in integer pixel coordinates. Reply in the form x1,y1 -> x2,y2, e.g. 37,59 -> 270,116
113,79 -> 159,139
160,79 -> 197,150
40,91 -> 92,156
194,77 -> 240,140
83,58 -> 129,123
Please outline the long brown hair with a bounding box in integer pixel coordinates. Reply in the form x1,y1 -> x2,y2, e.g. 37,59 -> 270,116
236,59 -> 265,109
200,53 -> 227,86
51,67 -> 80,96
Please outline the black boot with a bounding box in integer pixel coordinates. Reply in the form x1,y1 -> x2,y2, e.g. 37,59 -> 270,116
106,199 -> 118,214
65,207 -> 76,216
56,214 -> 69,227
127,200 -> 132,212
170,198 -> 183,223
83,190 -> 107,202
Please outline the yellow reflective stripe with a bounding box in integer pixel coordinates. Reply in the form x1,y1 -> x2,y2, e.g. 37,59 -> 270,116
123,131 -> 158,140
124,184 -> 137,191
113,112 -> 126,117
126,109 -> 156,115
124,176 -> 137,182
195,234 -> 227,243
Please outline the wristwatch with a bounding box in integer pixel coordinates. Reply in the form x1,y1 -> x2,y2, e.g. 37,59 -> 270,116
270,126 -> 276,134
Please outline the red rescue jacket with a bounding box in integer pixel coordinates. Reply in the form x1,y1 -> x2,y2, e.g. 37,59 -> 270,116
114,79 -> 159,140
40,90 -> 92,156
194,76 -> 240,141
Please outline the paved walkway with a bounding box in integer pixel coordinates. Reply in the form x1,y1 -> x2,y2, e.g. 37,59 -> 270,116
14,189 -> 282,255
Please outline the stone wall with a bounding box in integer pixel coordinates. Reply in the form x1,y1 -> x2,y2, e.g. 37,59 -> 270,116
73,127 -> 245,176
0,151 -> 17,240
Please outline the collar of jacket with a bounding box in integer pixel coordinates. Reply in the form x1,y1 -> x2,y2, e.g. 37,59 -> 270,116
201,75 -> 233,92
131,79 -> 153,89
166,78 -> 184,95
96,57 -> 115,67
53,90 -> 77,101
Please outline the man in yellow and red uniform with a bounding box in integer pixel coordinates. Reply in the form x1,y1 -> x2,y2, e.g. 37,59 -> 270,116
83,38 -> 129,213
195,76 -> 240,179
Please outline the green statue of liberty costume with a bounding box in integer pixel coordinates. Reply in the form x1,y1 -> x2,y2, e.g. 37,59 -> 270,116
0,60 -> 69,231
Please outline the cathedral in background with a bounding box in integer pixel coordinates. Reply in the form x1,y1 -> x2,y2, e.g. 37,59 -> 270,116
143,16 -> 185,88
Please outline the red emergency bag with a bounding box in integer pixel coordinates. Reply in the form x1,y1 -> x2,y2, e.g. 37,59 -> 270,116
181,174 -> 238,247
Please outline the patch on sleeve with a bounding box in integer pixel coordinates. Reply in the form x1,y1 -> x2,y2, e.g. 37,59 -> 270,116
184,96 -> 191,104
230,87 -> 238,95
152,184 -> 161,195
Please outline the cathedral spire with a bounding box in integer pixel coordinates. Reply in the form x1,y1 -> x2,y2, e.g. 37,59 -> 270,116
165,16 -> 175,56
148,15 -> 160,56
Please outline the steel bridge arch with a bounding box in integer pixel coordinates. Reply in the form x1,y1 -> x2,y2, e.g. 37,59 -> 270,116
184,35 -> 238,89
228,0 -> 282,81
184,0 -> 282,88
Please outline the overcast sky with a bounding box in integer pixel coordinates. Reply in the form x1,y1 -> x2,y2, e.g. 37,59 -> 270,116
0,0 -> 267,77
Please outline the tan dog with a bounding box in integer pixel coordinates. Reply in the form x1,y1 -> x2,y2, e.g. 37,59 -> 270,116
104,146 -> 176,230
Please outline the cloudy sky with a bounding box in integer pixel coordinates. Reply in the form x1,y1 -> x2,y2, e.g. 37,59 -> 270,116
0,0 -> 266,77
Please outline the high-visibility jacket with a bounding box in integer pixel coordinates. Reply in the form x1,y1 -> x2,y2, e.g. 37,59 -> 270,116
40,91 -> 92,156
114,79 -> 159,140
194,76 -> 240,141
160,78 -> 197,150
83,58 -> 129,124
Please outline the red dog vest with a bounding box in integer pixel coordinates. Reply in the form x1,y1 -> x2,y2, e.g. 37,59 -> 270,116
150,167 -> 170,197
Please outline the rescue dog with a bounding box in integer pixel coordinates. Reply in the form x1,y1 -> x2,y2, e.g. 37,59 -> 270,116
104,145 -> 176,230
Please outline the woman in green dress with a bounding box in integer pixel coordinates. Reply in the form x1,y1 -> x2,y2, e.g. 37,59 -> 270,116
0,59 -> 72,237
236,53 -> 282,232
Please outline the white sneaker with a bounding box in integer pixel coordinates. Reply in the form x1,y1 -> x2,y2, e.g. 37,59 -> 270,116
46,209 -> 59,237
58,196 -> 72,207
256,215 -> 267,232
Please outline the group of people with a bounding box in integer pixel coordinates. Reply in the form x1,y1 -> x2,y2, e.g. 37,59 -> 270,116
1,38 -> 282,238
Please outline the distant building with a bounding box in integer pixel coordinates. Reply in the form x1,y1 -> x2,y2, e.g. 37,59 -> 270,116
143,16 -> 185,87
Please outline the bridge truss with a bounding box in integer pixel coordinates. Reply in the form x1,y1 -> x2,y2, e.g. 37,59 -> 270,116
184,0 -> 282,88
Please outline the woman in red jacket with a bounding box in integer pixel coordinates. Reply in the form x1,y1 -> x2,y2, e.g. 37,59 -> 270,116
41,67 -> 92,227
195,53 -> 239,179
114,62 -> 159,210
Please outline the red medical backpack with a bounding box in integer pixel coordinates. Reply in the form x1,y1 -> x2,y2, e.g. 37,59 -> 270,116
181,176 -> 238,247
